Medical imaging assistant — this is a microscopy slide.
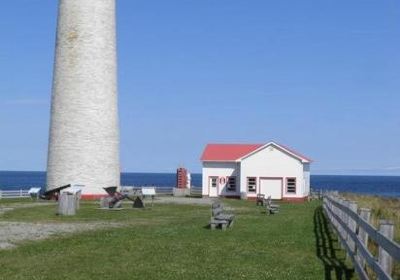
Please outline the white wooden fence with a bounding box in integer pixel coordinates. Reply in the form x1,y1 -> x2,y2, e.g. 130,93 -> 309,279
323,192 -> 400,280
0,187 -> 202,199
0,189 -> 30,199
120,186 -> 203,197
190,187 -> 202,197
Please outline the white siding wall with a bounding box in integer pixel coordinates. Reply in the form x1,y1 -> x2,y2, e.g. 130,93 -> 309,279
202,162 -> 240,196
240,145 -> 306,198
303,163 -> 311,196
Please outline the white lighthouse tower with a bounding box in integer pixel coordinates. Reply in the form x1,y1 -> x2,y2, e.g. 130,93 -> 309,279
46,0 -> 120,198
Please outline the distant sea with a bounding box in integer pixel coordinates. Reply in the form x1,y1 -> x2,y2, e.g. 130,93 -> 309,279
0,171 -> 399,198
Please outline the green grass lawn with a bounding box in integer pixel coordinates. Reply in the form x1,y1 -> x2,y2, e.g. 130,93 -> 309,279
0,199 -> 356,280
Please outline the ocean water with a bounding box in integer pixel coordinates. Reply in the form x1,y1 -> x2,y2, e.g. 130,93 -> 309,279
0,171 -> 399,197
311,175 -> 400,197
0,171 -> 199,190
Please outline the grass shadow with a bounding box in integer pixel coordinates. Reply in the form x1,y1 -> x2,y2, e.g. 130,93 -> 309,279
203,224 -> 211,230
314,206 -> 355,280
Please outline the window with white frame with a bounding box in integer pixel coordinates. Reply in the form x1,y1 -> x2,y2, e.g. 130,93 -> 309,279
286,178 -> 296,193
247,177 -> 256,193
227,176 -> 236,192
210,177 -> 217,188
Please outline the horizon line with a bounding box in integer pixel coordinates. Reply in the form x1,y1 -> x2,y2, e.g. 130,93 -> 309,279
1,170 -> 400,177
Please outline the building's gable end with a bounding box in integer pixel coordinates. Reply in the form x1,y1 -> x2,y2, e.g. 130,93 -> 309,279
240,144 -> 302,167
239,142 -> 310,163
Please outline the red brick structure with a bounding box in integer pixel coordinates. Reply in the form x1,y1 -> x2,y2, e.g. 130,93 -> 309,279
176,168 -> 188,189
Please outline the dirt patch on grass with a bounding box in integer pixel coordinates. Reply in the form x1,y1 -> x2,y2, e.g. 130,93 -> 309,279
0,202 -> 55,215
0,221 -> 121,250
152,196 -> 215,205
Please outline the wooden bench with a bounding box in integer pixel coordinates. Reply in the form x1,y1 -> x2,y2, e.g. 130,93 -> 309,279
256,194 -> 265,206
210,202 -> 235,230
265,196 -> 280,215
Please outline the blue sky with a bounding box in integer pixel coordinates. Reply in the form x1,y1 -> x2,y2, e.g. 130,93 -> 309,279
0,0 -> 399,175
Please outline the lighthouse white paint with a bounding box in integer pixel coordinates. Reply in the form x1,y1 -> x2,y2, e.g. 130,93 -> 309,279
47,0 -> 120,196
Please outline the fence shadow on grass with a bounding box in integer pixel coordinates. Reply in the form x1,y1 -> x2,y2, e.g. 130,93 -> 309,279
314,206 -> 355,280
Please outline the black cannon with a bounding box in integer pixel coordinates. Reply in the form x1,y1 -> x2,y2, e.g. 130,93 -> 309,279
101,186 -> 145,209
40,184 -> 71,200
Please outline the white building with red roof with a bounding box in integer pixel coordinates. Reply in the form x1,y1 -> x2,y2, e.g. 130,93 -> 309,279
200,141 -> 312,201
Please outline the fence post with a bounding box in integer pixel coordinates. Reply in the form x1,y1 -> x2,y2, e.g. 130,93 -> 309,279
326,195 -> 331,222
332,196 -> 339,237
358,208 -> 371,268
0,189 -> 2,199
347,201 -> 357,256
328,194 -> 334,226
329,195 -> 334,224
378,220 -> 394,276
338,198 -> 346,249
342,200 -> 350,256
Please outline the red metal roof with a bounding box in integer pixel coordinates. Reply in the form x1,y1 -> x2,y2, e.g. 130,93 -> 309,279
200,144 -> 263,161
200,142 -> 312,162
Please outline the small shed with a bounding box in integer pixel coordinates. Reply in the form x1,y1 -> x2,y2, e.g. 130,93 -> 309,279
200,141 -> 312,201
